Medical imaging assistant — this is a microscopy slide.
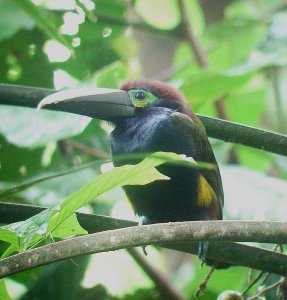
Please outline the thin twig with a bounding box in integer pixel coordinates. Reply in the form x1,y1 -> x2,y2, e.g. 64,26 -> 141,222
242,270 -> 266,296
270,68 -> 287,134
248,278 -> 284,300
65,140 -> 110,159
177,0 -> 208,68
242,244 -> 284,296
270,1 -> 287,14
177,0 -> 232,141
0,160 -> 105,200
252,0 -> 269,24
195,263 -> 218,298
127,248 -> 186,300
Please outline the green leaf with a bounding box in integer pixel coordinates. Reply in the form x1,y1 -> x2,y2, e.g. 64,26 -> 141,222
0,152 -> 197,251
228,51 -> 287,75
0,228 -> 20,248
1,245 -> 18,259
179,71 -> 251,108
206,19 -> 264,70
225,88 -> 267,126
52,214 -> 87,238
0,0 -> 34,42
0,279 -> 11,300
0,28 -> 54,87
0,160 -> 102,200
0,208 -> 52,250
94,61 -> 127,88
0,106 -> 91,148
47,152 -> 174,233
135,0 -> 180,30
236,146 -> 271,172
55,22 -> 122,80
0,135 -> 45,181
14,0 -> 73,53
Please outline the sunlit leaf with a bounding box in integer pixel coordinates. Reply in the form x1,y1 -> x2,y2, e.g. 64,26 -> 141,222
0,208 -> 52,250
94,61 -> 127,88
0,106 -> 91,148
225,88 -> 267,126
0,152 -> 198,252
15,0 -> 73,52
135,0 -> 180,30
0,161 -> 102,200
0,0 -> 34,42
0,279 -> 11,300
52,214 -> 87,238
180,71 -> 251,108
47,152 -> 174,233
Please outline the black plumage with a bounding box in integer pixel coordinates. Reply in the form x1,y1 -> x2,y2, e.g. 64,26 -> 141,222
111,79 -> 223,225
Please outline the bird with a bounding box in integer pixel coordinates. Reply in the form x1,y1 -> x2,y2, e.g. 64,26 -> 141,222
111,79 -> 223,224
38,79 -> 225,266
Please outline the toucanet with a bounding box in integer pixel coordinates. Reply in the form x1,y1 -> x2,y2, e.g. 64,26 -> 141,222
38,79 -> 226,267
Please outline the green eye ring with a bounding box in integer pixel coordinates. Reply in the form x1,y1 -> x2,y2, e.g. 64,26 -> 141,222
128,89 -> 158,108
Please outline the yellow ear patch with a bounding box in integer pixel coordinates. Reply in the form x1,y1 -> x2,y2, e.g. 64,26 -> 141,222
197,175 -> 216,208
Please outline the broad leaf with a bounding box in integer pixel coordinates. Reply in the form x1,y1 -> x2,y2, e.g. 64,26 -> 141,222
0,152 -> 198,252
0,279 -> 11,300
0,106 -> 91,148
15,0 -> 73,52
0,0 -> 34,42
180,71 -> 251,108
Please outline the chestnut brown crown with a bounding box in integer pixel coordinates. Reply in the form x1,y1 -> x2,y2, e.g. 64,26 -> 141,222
120,79 -> 194,118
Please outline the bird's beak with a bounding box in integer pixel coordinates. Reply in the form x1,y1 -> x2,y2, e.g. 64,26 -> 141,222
37,88 -> 135,120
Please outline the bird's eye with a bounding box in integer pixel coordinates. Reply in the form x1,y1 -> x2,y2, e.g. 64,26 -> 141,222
128,89 -> 158,108
135,91 -> 146,100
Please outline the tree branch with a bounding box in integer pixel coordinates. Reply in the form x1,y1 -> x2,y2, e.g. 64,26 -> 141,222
248,278 -> 284,300
177,0 -> 208,68
199,114 -> 287,156
177,0 -> 229,121
1,203 -> 287,278
0,84 -> 286,156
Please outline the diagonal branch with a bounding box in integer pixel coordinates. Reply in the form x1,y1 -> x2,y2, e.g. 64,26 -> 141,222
177,0 -> 208,68
127,248 -> 186,300
0,84 -> 286,156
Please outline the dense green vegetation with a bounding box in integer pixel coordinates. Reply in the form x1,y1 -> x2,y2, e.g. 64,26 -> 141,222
0,0 -> 287,299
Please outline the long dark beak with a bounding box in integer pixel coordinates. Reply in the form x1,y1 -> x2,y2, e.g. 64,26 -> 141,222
37,88 -> 135,119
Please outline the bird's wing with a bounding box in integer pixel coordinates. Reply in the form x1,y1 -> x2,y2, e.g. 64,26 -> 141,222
170,112 -> 224,209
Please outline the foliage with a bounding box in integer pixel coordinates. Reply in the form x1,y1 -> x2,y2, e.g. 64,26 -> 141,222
0,0 -> 287,299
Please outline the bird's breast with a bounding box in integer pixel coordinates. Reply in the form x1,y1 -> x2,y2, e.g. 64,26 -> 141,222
110,108 -> 213,222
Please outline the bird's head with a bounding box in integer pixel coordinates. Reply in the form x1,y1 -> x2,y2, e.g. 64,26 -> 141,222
120,79 -> 194,118
37,79 -> 194,120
